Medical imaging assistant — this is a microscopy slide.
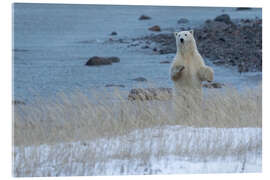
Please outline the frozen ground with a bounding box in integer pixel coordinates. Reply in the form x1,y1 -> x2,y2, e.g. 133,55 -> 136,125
13,125 -> 261,176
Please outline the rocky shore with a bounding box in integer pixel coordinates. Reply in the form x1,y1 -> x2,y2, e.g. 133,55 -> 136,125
134,14 -> 262,72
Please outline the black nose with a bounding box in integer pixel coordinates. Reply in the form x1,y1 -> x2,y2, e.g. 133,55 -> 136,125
180,38 -> 184,43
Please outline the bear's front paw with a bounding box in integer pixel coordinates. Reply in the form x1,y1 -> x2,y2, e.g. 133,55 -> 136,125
176,65 -> 185,73
198,66 -> 214,82
171,65 -> 185,81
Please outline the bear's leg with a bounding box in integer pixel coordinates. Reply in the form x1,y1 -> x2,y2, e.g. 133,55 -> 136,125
171,65 -> 185,81
198,66 -> 214,82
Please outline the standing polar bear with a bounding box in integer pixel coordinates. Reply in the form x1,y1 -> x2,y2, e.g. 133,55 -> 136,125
170,30 -> 214,102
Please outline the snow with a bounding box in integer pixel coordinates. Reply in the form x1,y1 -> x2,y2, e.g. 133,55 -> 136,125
13,126 -> 262,176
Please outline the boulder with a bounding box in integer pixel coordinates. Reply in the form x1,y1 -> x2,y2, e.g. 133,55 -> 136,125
139,15 -> 151,20
141,45 -> 150,49
85,56 -> 112,66
160,60 -> 171,64
105,84 -> 125,88
203,82 -> 225,89
236,7 -> 252,11
85,56 -> 120,66
128,88 -> 172,101
148,25 -> 161,32
177,18 -> 189,24
13,49 -> 29,52
132,77 -> 147,82
214,14 -> 233,25
13,100 -> 26,105
110,31 -> 117,36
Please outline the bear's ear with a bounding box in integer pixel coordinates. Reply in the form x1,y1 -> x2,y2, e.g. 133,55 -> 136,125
189,30 -> 194,35
174,32 -> 178,37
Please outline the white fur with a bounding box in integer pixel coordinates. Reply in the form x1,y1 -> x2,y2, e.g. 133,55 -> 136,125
170,30 -> 214,101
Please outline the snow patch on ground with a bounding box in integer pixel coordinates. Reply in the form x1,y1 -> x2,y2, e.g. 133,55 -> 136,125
13,125 -> 262,176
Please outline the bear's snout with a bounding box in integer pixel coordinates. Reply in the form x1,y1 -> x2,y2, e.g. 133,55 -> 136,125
180,38 -> 184,43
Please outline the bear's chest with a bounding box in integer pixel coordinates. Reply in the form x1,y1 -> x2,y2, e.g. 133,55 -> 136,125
181,67 -> 198,83
176,59 -> 201,85
182,59 -> 199,76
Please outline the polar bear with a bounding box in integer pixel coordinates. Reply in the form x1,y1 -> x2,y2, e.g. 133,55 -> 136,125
170,30 -> 214,103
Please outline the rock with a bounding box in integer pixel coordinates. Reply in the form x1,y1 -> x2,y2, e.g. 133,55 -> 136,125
105,84 -> 125,88
219,37 -> 226,42
110,31 -> 117,36
177,18 -> 189,24
132,77 -> 147,82
139,15 -> 151,20
160,60 -> 171,64
153,48 -> 157,52
85,56 -> 120,66
205,19 -> 212,24
141,45 -> 149,49
236,7 -> 252,11
203,82 -> 225,88
148,25 -> 161,32
128,88 -> 172,101
214,14 -> 233,25
13,49 -> 29,52
85,56 -> 112,66
13,100 -> 26,105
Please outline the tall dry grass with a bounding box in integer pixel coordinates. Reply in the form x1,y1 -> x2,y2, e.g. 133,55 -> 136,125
13,85 -> 262,146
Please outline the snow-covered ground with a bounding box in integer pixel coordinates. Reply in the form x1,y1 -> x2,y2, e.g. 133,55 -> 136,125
13,125 -> 261,176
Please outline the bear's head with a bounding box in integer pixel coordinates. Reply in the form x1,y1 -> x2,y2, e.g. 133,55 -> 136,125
174,30 -> 197,54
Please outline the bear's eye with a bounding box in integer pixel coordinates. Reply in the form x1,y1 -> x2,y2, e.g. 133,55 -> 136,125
185,34 -> 187,36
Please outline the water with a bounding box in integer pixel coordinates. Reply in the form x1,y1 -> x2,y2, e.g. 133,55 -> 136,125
13,3 -> 262,102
